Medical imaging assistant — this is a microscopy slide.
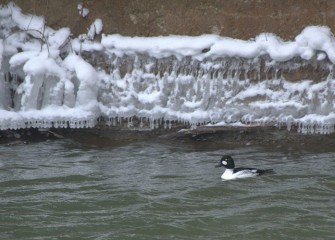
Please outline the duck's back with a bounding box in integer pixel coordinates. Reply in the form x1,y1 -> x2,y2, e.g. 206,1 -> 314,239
234,167 -> 274,177
233,168 -> 259,178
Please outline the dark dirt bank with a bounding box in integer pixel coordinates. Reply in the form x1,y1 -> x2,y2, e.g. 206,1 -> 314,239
4,0 -> 334,40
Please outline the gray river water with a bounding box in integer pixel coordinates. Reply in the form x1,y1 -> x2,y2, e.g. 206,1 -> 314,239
1,137 -> 335,239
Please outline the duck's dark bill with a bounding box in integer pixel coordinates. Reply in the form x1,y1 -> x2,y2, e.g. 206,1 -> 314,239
215,164 -> 222,168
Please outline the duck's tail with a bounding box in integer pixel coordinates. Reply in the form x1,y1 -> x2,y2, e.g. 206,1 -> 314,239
258,169 -> 275,176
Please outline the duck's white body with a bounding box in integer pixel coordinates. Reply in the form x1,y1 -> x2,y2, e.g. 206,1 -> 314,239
221,168 -> 259,180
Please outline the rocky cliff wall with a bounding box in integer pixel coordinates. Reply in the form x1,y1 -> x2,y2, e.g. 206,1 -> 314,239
4,0 -> 334,39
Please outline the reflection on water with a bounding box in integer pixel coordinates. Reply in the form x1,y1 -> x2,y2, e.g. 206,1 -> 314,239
1,138 -> 335,239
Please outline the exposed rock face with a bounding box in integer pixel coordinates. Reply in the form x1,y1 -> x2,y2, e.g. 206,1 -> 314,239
2,1 -> 335,137
4,0 -> 333,39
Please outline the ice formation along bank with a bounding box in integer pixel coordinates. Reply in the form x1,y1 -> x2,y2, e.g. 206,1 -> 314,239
1,3 -> 335,134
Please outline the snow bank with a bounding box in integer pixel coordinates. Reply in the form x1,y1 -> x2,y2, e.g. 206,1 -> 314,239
77,3 -> 89,18
1,2 -> 335,134
87,19 -> 103,40
101,26 -> 335,63
101,34 -> 219,59
63,53 -> 99,107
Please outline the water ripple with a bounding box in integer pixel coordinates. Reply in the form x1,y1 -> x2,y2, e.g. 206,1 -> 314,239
1,140 -> 335,239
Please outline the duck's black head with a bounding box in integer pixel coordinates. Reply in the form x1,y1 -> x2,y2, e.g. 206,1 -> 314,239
215,155 -> 235,169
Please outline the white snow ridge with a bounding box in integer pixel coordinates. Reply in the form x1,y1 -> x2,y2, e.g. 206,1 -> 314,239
1,3 -> 335,134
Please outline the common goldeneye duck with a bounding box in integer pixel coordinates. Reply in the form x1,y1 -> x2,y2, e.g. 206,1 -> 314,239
215,155 -> 274,180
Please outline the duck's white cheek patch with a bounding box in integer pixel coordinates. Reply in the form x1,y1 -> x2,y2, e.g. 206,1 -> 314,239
222,161 -> 227,165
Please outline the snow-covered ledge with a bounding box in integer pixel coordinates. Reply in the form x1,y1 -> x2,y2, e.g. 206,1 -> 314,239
1,3 -> 335,134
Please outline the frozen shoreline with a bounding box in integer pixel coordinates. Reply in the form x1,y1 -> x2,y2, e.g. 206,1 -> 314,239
2,125 -> 335,152
1,3 -> 335,134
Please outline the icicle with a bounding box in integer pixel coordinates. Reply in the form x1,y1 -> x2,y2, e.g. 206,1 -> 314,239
127,117 -> 133,128
140,117 -> 144,128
